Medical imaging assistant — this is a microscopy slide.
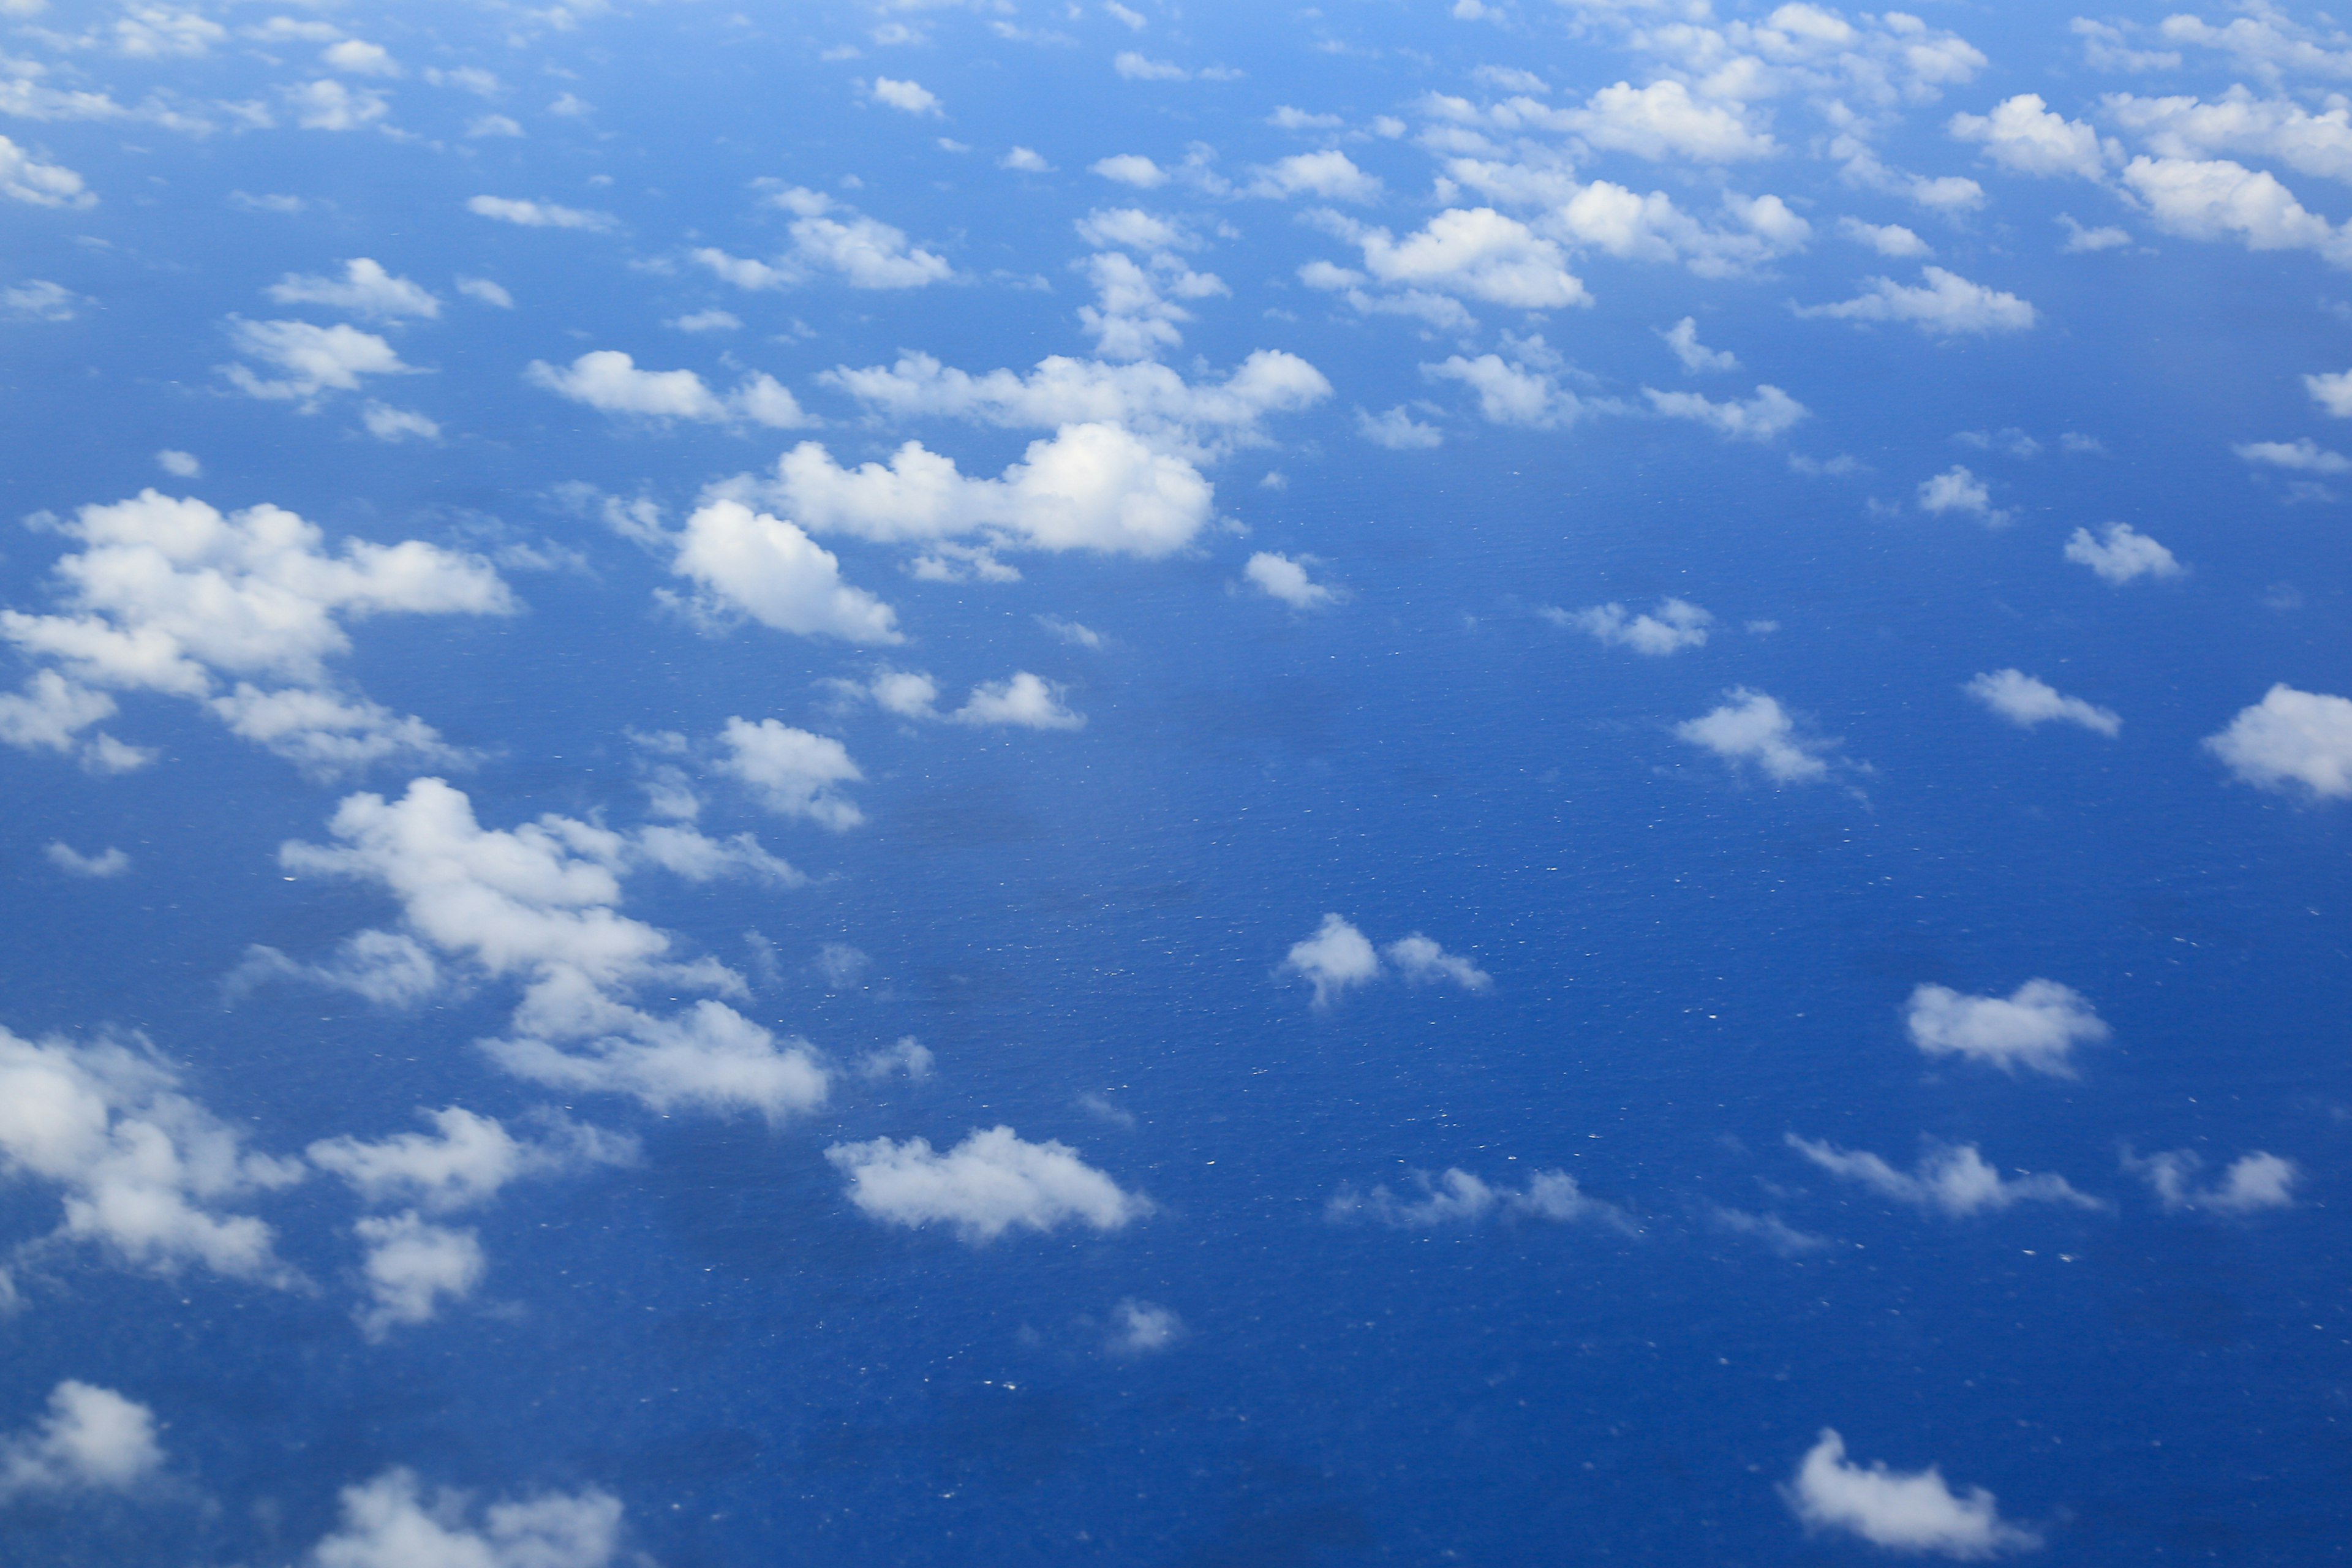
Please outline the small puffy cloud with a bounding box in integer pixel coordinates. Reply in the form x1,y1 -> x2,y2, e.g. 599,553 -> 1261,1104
1787,1430 -> 2041,1559
1660,317 -> 1737,372
0,135 -> 91,208
1246,150 -> 1382,202
1841,218 -> 1932,257
1423,343 -> 1588,429
701,189 -> 952,290
2204,684 -> 2352,799
45,842 -> 129,878
305,1469 -> 624,1568
467,114 -> 524,138
717,717 -> 864,829
1676,688 -> 1836,784
1918,465 -> 2008,524
1344,206 -> 1591,309
352,1211 -> 483,1337
1108,1298 -> 1183,1354
2125,1148 -> 2297,1215
2234,437 -> 2351,473
282,79 -> 387,132
1114,52 -> 1188,81
869,76 -> 941,115
3,279 -> 78,320
2122,156 -> 2352,265
1645,384 -> 1809,442
671,500 -> 902,644
308,1106 -> 633,1214
0,1382 -> 165,1497
1965,670 -> 2121,736
1384,934 -> 1491,992
1949,94 -> 2109,179
455,277 -> 513,309
1091,153 -> 1168,187
2057,214 -> 2132,252
361,403 -> 440,443
466,195 -> 616,232
1551,598 -> 1710,655
1788,1136 -> 2105,1217
1329,1167 -> 1630,1229
321,39 -> 399,77
1245,551 -> 1339,609
2064,522 -> 2180,582
0,1025 -> 304,1284
1798,268 -> 2037,336
1906,980 -> 2108,1076
1001,146 -> 1052,172
265,258 -> 439,320
1281,913 -> 1381,1006
1075,207 -> 1195,251
1076,249 -> 1226,360
2307,367 -> 2352,417
1562,79 -> 1776,162
524,352 -> 809,428
1357,405 -> 1443,449
826,1126 -> 1150,1242
222,318 -> 416,402
1270,105 -> 1343,130
951,671 -> 1085,729
670,309 -> 740,334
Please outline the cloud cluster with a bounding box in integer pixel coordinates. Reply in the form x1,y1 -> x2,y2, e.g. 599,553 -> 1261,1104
1551,598 -> 1713,655
825,1126 -> 1149,1243
1328,1167 -> 1632,1231
831,667 -> 1085,729
2124,1148 -> 2297,1214
1280,914 -> 1491,1007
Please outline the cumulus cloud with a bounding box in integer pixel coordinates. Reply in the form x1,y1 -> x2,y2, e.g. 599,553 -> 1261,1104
1562,78 -> 1775,160
282,78 -> 385,130
2309,366 -> 2352,417
1357,405 -> 1444,449
1246,150 -> 1382,202
1107,1298 -> 1183,1354
308,1106 -> 633,1214
221,318 -> 417,403
1645,384 -> 1809,442
692,187 -> 952,292
466,195 -> 615,231
1841,217 -> 1932,257
2234,437 -> 2351,473
1949,94 -> 2110,179
1245,551 -> 1340,609
1965,670 -> 2121,736
523,352 -> 809,429
1325,206 -> 1591,310
305,1469 -> 625,1568
0,1382 -> 164,1497
1918,465 -> 2009,524
2205,684 -> 2352,799
1329,1167 -> 1630,1230
360,403 -> 440,443
1423,337 -> 1592,428
1281,914 -> 1381,1007
1001,146 -> 1052,172
0,134 -> 92,207
1798,268 -> 2037,335
950,671 -> 1085,729
668,500 -> 901,644
281,778 -> 830,1118
1676,689 -> 1838,783
2120,156 -> 2352,265
1788,1136 -> 2105,1217
1075,248 -> 1226,360
264,258 -> 439,320
826,1126 -> 1150,1242
715,717 -> 864,829
0,1026 -> 304,1284
2064,522 -> 2180,582
351,1211 -> 483,1338
869,76 -> 940,115
2124,1148 -> 2297,1214
456,277 -> 514,309
0,489 -> 512,775
1384,934 -> 1493,991
1905,980 -> 2108,1076
1551,598 -> 1713,655
1787,1430 -> 2041,1558
45,842 -> 129,878
1660,316 -> 1737,371
1091,153 -> 1168,187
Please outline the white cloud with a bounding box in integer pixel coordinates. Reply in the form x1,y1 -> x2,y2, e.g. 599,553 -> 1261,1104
716,717 -> 864,829
309,1106 -> 633,1214
1337,207 -> 1591,309
265,258 -> 439,320
0,1382 -> 164,1496
0,489 -> 511,774
2205,684 -> 2352,799
670,500 -> 902,644
1114,52 -> 1187,81
282,777 -> 831,1118
1949,94 -> 2109,179
869,76 -> 941,115
305,1469 -> 624,1568
154,450 -> 201,478
1383,934 -> 1491,991
1918,465 -> 2008,524
1357,405 -> 1443,449
1424,343 -> 1589,429
0,670 -> 136,770
2106,89 -> 2352,184
1001,146 -> 1052,172
755,421 -> 1213,559
1246,150 -> 1382,202
2309,367 -> 2352,416
2120,156 -> 2351,264
1270,105 -> 1343,130
1798,268 -> 2037,335
1553,598 -> 1711,655
1965,670 -> 2121,737
1091,153 -> 1167,187
1036,614 -> 1103,647
2125,1148 -> 2297,1214
670,309 -> 739,334
467,114 -> 524,138
282,79 -> 386,132
1281,913 -> 1381,1006
707,186 -> 952,290
2235,437 -> 2351,473
1788,1136 -> 2104,1217
352,1211 -> 483,1337
2057,213 -> 2132,252
1645,384 -> 1808,442
826,1126 -> 1150,1242
222,318 -> 417,402
2064,522 -> 2180,582
466,195 -> 616,232
1905,980 -> 2108,1076
45,842 -> 128,877
2152,10 -> 2352,83
950,671 -> 1085,729
1676,688 -> 1836,783
524,352 -> 809,429
1245,551 -> 1339,609
1787,1430 -> 2041,1559
1660,316 -> 1737,371
1074,207 -> 1196,252
322,39 -> 399,77
3,279 -> 78,320
1329,1167 -> 1629,1229
0,1025 -> 304,1284
1562,78 -> 1776,162
1841,217 -> 1931,257
361,403 -> 440,443
1076,249 -> 1225,360
1108,1298 -> 1183,1354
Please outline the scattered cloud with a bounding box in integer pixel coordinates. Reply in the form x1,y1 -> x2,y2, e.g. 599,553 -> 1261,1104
304,1469 -> 624,1568
466,195 -> 615,232
1357,404 -> 1443,449
1676,689 -> 1839,784
826,1126 -> 1150,1242
1798,268 -> 2037,336
222,317 -> 417,403
1329,1167 -> 1630,1229
1245,551 -> 1340,609
2124,1148 -> 2297,1214
45,842 -> 129,877
2064,522 -> 2180,582
1788,1136 -> 2105,1216
265,260 -> 441,320
0,1382 -> 165,1498
1645,384 -> 1809,442
1384,934 -> 1493,991
1107,1298 -> 1183,1354
869,77 -> 941,116
1786,1430 -> 2041,1559
1917,465 -> 2009,525
2205,684 -> 2352,799
715,717 -> 864,829
1949,94 -> 2110,179
1965,670 -> 2120,736
1841,217 -> 1931,257
1659,316 -> 1737,372
1246,149 -> 1382,202
1281,913 -> 1379,1007
2234,437 -> 2351,473
1905,980 -> 2107,1076
1550,598 -> 1713,655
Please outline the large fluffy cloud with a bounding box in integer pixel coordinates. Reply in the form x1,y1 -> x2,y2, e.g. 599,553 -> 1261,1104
2204,685 -> 2352,799
1787,1430 -> 2040,1558
825,1126 -> 1150,1242
1905,981 -> 2108,1076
